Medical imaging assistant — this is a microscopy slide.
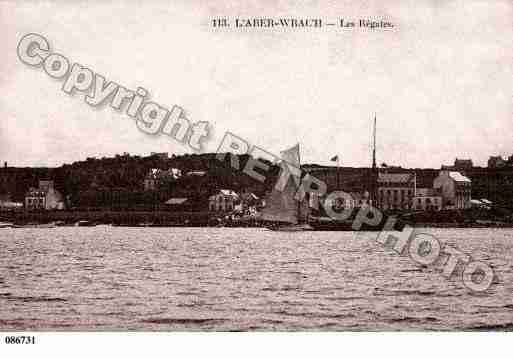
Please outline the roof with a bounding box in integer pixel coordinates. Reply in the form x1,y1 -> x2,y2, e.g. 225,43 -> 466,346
378,173 -> 414,183
219,189 -> 239,197
448,171 -> 471,183
164,198 -> 188,205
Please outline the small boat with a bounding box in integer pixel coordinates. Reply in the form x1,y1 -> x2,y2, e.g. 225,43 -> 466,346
75,220 -> 96,227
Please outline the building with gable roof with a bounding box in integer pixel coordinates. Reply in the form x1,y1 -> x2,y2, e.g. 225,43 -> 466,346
24,180 -> 65,210
433,171 -> 471,209
209,189 -> 239,212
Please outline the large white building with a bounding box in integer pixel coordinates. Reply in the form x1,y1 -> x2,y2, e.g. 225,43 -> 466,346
209,189 -> 239,212
377,173 -> 416,210
433,171 -> 472,209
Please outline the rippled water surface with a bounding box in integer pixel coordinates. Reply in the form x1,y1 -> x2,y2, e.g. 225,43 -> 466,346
1,227 -> 512,330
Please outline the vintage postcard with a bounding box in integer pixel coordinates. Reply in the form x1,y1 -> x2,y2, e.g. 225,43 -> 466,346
0,0 -> 512,349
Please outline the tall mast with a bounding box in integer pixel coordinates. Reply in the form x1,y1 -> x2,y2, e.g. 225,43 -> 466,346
372,114 -> 377,206
372,114 -> 377,170
297,143 -> 302,223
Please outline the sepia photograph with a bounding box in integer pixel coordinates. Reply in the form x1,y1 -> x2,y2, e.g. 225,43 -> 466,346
0,0 -> 512,356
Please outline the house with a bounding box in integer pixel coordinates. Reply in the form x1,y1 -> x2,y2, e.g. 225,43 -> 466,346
144,168 -> 181,191
377,173 -> 416,210
25,180 -> 65,210
488,156 -> 507,168
209,189 -> 239,212
433,171 -> 471,209
412,188 -> 442,211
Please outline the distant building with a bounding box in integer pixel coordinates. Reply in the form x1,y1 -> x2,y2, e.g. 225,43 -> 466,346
488,156 -> 507,168
412,188 -> 442,211
442,158 -> 474,171
454,158 -> 473,170
25,180 -> 65,210
433,171 -> 471,209
209,189 -> 239,212
150,152 -> 169,160
377,173 -> 416,210
144,168 -> 182,191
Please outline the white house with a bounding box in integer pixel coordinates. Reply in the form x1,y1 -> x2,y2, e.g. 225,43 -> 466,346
433,171 -> 471,209
25,180 -> 65,210
209,190 -> 239,212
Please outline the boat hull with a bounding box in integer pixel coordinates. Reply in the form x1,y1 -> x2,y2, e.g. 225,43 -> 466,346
265,223 -> 312,231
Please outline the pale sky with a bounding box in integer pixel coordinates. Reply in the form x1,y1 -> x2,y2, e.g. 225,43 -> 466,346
0,0 -> 512,168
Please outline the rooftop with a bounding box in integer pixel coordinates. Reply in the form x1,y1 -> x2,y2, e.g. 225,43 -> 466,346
378,173 -> 414,183
164,198 -> 188,205
219,189 -> 239,197
448,171 -> 471,183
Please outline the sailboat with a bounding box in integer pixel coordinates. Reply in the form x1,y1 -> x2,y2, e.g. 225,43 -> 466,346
260,143 -> 310,231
